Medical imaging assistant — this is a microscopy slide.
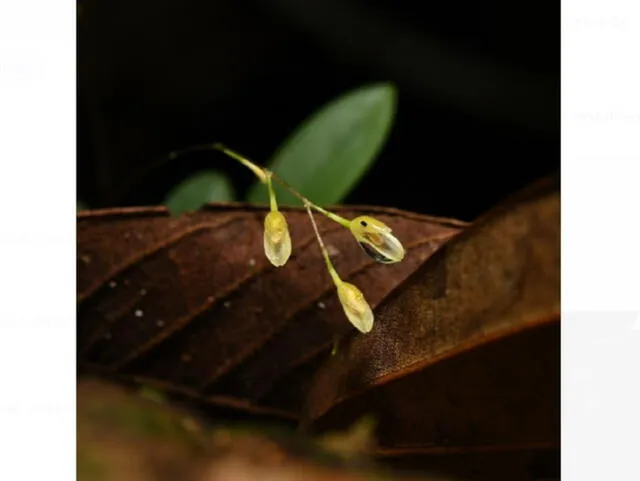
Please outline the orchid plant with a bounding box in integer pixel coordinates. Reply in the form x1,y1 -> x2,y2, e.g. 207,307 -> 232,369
168,143 -> 406,334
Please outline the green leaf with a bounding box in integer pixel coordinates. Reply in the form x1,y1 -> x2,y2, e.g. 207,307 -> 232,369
246,82 -> 397,206
164,170 -> 235,216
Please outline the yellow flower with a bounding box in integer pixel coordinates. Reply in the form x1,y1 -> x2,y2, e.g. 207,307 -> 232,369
336,281 -> 374,333
263,210 -> 292,267
349,216 -> 405,264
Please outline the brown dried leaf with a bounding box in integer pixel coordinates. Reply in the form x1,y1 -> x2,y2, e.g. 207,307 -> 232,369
77,203 -> 465,420
301,177 -> 560,480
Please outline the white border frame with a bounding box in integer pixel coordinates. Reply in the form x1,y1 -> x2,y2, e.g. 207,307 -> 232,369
1,1 -> 639,479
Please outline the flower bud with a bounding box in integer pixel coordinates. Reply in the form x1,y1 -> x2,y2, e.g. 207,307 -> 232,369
336,281 -> 374,333
349,216 -> 405,264
263,210 -> 292,267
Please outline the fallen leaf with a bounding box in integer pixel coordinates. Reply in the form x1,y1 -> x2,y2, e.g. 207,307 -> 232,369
77,203 -> 465,420
301,176 -> 560,480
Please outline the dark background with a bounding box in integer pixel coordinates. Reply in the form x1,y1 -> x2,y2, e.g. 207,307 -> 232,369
77,0 -> 559,222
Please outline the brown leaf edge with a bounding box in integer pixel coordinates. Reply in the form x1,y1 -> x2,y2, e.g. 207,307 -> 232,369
77,203 -> 469,423
301,173 -> 560,452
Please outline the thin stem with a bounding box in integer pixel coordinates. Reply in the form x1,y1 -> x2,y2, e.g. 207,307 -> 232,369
331,339 -> 338,356
210,143 -> 267,182
168,143 -> 352,228
305,202 -> 342,287
168,143 -> 268,183
265,172 -> 278,212
268,174 -> 351,228
210,143 -> 351,228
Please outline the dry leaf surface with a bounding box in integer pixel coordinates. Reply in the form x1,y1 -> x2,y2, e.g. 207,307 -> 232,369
301,177 -> 560,480
77,203 -> 465,419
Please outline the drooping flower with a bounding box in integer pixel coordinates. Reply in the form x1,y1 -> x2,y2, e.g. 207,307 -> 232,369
336,281 -> 374,333
349,215 -> 405,264
263,210 -> 292,267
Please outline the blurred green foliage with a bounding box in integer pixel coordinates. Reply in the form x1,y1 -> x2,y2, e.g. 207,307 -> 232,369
78,83 -> 397,214
164,170 -> 235,216
247,82 -> 396,206
163,83 -> 396,214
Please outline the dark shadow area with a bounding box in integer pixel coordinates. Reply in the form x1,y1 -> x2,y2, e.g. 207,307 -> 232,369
78,0 -> 558,221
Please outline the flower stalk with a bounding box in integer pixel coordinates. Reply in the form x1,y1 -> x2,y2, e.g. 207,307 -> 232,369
304,203 -> 374,334
263,172 -> 292,267
167,142 -> 407,333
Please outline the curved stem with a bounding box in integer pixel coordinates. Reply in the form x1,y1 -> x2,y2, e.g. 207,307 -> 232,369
304,202 -> 342,287
265,172 -> 278,212
208,143 -> 352,229
268,171 -> 351,228
210,143 -> 267,183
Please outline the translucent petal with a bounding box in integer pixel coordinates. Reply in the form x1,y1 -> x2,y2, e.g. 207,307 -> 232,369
350,215 -> 405,264
358,242 -> 396,263
263,211 -> 292,267
336,282 -> 374,333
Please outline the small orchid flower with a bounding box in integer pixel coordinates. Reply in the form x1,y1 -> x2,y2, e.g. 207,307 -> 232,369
263,210 -> 292,267
305,202 -> 375,333
349,215 -> 405,264
169,144 -> 409,333
262,171 -> 291,267
335,280 -> 374,333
